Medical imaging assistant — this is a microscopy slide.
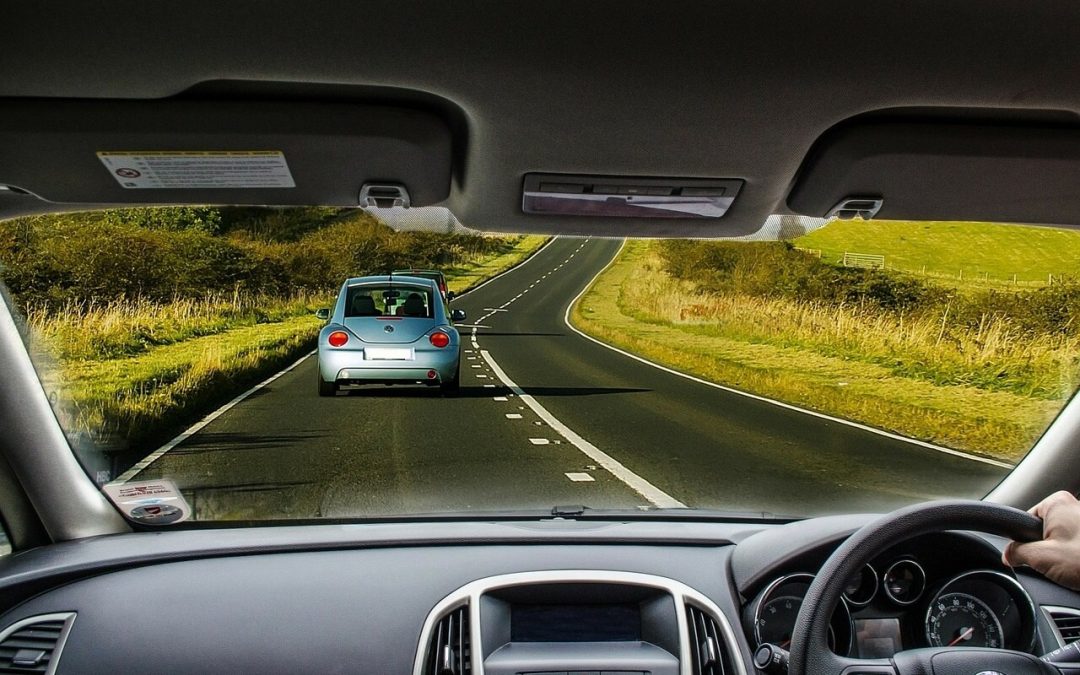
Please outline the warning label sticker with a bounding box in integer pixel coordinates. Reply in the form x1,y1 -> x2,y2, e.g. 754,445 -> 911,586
102,479 -> 192,526
97,150 -> 296,189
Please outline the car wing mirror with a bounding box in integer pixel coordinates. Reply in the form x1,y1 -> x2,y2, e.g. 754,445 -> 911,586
315,308 -> 330,321
446,290 -> 456,301
450,309 -> 466,322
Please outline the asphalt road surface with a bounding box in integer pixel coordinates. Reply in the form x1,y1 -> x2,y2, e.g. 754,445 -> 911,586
131,237 -> 1008,521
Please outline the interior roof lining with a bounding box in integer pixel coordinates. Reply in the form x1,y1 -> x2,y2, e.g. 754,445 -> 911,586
4,1 -> 1080,235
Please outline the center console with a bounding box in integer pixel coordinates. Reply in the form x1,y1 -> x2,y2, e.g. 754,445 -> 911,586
413,570 -> 745,675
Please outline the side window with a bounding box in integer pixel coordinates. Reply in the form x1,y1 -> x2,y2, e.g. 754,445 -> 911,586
0,522 -> 10,557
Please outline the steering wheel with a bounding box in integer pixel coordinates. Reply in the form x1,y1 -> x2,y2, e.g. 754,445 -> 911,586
787,499 -> 1055,675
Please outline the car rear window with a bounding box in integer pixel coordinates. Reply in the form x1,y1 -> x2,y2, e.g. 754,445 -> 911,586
344,285 -> 433,318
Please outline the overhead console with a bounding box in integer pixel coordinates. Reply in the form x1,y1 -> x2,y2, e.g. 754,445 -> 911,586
0,99 -> 452,208
787,114 -> 1080,227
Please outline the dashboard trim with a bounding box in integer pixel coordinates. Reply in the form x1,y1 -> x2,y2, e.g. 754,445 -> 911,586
411,569 -> 749,675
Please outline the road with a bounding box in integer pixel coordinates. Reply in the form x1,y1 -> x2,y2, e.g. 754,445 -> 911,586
130,237 -> 1008,521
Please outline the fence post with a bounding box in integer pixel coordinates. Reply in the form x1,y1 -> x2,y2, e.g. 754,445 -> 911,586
959,268 -> 963,280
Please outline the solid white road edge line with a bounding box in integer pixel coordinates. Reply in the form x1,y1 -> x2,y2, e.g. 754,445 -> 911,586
562,239 -> 1014,470
481,349 -> 687,508
110,348 -> 319,485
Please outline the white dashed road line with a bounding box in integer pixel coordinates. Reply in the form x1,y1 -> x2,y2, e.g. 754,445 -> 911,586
481,349 -> 686,508
565,472 -> 596,482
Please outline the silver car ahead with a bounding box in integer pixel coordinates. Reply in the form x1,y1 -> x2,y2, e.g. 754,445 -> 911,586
316,275 -> 466,396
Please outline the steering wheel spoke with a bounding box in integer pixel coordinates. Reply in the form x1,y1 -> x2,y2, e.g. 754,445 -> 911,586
832,654 -> 896,675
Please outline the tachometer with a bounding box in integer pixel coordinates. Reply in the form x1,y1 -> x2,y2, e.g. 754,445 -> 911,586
758,594 -> 836,651
750,573 -> 853,655
926,592 -> 1003,648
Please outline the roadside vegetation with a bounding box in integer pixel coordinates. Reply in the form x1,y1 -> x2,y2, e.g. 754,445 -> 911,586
572,229 -> 1080,462
0,207 -> 546,457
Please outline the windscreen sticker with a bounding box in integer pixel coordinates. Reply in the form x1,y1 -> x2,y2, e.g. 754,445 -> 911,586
103,479 -> 191,525
97,150 -> 296,189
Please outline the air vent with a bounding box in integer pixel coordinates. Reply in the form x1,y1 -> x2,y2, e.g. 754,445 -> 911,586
1048,607 -> 1080,646
0,613 -> 75,675
686,604 -> 731,675
424,605 -> 470,675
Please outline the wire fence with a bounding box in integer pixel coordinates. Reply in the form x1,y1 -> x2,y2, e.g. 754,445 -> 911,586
824,251 -> 1065,288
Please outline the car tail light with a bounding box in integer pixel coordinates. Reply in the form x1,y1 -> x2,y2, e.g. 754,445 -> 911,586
429,331 -> 450,348
328,331 -> 349,347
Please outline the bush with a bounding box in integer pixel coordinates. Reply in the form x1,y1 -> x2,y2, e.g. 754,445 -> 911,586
655,239 -> 1080,336
0,207 -> 522,311
658,240 -> 945,312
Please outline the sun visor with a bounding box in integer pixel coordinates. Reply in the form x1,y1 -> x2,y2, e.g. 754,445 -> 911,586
787,119 -> 1080,227
0,100 -> 451,207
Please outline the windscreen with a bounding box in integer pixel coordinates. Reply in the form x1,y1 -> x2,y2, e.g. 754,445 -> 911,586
3,207 -> 1078,523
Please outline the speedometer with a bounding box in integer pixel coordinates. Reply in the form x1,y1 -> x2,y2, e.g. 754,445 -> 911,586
922,570 -> 1038,653
926,592 -> 1003,649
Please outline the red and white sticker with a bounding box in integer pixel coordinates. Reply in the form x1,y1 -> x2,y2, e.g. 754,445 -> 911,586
102,479 -> 192,525
97,150 -> 295,189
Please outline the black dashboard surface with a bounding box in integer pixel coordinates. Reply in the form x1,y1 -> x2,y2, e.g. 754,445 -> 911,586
0,517 -> 1076,674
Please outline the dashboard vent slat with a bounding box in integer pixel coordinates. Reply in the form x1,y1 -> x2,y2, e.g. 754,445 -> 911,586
0,615 -> 74,675
686,605 -> 729,675
1049,609 -> 1080,645
424,605 -> 470,675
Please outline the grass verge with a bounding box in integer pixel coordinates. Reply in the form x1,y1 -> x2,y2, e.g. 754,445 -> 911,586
570,241 -> 1070,462
32,235 -> 548,456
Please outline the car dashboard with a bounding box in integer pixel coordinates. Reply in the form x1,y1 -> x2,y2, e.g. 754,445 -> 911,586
0,515 -> 1077,674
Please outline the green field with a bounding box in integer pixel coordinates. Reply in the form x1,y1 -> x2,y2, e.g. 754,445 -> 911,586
796,220 -> 1080,287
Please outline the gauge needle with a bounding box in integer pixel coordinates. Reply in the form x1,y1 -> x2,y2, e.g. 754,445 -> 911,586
947,627 -> 974,646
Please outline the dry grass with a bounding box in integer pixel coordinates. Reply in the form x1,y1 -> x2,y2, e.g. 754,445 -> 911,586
572,241 -> 1076,461
40,319 -> 321,447
25,290 -> 328,361
621,258 -> 1080,400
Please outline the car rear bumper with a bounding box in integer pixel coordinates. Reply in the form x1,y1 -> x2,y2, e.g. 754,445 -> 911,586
318,346 -> 459,384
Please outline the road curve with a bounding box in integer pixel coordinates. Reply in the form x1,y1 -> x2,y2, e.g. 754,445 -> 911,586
132,237 -> 1007,520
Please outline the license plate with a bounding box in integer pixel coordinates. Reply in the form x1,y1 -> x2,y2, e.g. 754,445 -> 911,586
364,348 -> 413,361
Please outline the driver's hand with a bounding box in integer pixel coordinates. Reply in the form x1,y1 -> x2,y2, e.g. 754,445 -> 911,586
1002,491 -> 1080,590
